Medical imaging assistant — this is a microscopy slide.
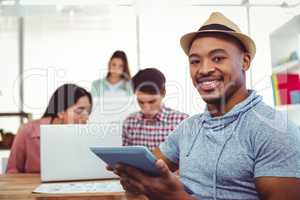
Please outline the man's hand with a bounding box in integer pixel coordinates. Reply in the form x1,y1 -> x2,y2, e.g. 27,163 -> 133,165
107,159 -> 195,200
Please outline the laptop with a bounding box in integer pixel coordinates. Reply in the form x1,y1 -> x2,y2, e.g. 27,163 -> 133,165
40,124 -> 122,182
88,95 -> 139,123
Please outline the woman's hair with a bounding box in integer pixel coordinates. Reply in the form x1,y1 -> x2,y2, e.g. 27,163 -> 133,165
106,50 -> 131,81
42,84 -> 92,118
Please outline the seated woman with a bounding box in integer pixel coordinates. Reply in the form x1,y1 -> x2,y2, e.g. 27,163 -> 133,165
91,50 -> 132,97
6,84 -> 92,173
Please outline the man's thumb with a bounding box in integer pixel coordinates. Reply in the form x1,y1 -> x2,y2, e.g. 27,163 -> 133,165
155,159 -> 171,178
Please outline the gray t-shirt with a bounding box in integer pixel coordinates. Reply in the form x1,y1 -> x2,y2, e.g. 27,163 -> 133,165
160,90 -> 300,200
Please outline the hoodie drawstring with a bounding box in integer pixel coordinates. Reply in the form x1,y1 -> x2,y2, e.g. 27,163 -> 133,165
186,113 -> 244,200
186,120 -> 204,157
213,113 -> 243,200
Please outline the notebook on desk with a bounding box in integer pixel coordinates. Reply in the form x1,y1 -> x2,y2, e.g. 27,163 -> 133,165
33,180 -> 124,194
40,124 -> 122,182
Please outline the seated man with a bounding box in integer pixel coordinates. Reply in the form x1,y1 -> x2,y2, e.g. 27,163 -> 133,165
122,68 -> 188,151
109,12 -> 300,200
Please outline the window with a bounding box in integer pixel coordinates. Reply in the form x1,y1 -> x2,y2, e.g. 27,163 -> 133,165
0,17 -> 20,133
23,6 -> 138,118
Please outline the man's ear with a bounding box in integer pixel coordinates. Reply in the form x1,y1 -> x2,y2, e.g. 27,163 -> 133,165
242,53 -> 251,71
160,89 -> 166,97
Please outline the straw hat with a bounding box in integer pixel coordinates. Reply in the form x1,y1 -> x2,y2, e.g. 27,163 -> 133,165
180,12 -> 256,60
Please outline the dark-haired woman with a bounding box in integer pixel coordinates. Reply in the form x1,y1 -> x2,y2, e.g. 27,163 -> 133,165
91,50 -> 132,97
6,84 -> 92,173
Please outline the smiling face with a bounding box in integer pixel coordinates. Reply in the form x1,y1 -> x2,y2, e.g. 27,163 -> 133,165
58,96 -> 91,124
188,33 -> 251,105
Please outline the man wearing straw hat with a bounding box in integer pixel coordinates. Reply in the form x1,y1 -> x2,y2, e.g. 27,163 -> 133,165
108,12 -> 300,200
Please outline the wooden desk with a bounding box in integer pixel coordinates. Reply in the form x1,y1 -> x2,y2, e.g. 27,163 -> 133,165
0,174 -> 147,200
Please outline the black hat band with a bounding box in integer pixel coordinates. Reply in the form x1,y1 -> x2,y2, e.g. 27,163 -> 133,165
199,24 -> 235,32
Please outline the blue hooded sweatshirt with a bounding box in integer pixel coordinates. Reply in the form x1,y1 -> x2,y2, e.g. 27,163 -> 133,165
160,90 -> 300,200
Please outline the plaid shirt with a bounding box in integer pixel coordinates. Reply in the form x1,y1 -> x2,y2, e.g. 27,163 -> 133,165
122,106 -> 189,151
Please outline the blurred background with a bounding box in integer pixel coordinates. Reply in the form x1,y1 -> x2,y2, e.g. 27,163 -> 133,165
1,0 -> 300,134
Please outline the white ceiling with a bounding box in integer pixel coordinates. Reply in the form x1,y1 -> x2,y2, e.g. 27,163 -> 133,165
249,0 -> 300,5
0,0 -> 299,6
0,0 -> 300,17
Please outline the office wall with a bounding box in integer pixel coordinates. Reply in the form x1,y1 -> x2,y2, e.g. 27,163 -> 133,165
0,17 -> 20,133
1,4 -> 299,132
23,6 -> 138,119
249,7 -> 297,106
